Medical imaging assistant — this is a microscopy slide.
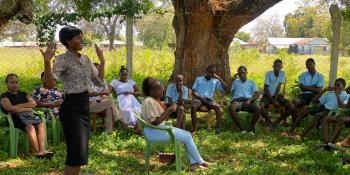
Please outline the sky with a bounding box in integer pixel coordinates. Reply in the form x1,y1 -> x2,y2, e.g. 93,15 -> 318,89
239,0 -> 301,33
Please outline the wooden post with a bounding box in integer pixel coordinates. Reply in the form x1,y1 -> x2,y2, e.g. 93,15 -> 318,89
329,4 -> 342,86
126,15 -> 133,79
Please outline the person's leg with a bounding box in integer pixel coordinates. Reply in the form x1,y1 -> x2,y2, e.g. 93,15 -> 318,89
172,127 -> 204,165
209,101 -> 222,130
190,99 -> 201,132
248,103 -> 261,133
330,117 -> 350,143
300,111 -> 326,138
176,106 -> 185,129
322,116 -> 334,144
229,102 -> 244,131
260,95 -> 272,124
25,124 -> 40,153
340,132 -> 350,147
34,122 -> 48,154
272,102 -> 294,128
64,166 -> 80,175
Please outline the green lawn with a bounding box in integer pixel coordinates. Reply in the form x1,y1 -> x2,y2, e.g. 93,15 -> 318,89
1,47 -> 350,174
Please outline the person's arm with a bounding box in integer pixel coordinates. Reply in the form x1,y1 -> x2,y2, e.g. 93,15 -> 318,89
94,44 -> 105,80
213,74 -> 227,92
133,84 -> 142,97
299,84 -> 323,93
335,88 -> 347,108
151,104 -> 176,125
264,84 -> 276,102
178,86 -> 184,106
0,98 -> 32,113
108,85 -> 114,94
89,90 -> 109,97
16,95 -> 37,108
249,91 -> 260,103
248,81 -> 259,103
311,87 -> 328,103
192,78 -> 204,100
40,42 -> 57,89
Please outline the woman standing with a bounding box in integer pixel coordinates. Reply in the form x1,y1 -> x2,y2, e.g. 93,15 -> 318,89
40,26 -> 104,175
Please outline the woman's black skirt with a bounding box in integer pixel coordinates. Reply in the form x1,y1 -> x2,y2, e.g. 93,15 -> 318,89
59,91 -> 90,166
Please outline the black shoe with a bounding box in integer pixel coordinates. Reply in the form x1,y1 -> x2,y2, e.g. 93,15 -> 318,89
36,152 -> 54,159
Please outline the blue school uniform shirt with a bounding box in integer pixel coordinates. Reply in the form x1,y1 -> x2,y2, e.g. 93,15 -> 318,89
165,83 -> 189,104
192,76 -> 224,100
319,91 -> 350,110
299,71 -> 324,94
264,70 -> 286,95
231,79 -> 258,100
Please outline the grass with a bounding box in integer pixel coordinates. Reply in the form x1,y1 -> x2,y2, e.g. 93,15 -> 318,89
1,47 -> 350,174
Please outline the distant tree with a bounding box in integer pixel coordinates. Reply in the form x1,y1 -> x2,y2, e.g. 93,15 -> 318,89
252,12 -> 284,44
137,10 -> 175,50
235,31 -> 251,42
284,5 -> 330,38
0,21 -> 36,41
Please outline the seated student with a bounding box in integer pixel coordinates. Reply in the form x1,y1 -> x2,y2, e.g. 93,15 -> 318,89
260,59 -> 288,127
293,78 -> 348,140
228,66 -> 260,134
191,64 -> 227,132
141,77 -> 212,170
32,72 -> 64,119
165,74 -> 188,129
273,58 -> 324,129
89,63 -> 127,134
322,79 -> 350,146
0,74 -> 53,158
108,66 -> 142,127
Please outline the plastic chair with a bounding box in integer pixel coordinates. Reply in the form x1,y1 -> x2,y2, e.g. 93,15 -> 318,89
135,113 -> 183,172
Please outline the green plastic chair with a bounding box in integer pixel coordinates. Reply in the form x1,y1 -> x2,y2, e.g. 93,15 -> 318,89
35,108 -> 61,145
135,113 -> 183,172
0,109 -> 29,157
0,108 -> 47,157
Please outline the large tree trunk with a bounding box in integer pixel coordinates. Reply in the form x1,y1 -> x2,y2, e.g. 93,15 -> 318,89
0,0 -> 33,28
171,0 -> 282,86
329,4 -> 341,86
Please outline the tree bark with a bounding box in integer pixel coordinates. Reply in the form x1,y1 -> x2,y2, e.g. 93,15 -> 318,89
0,0 -> 33,28
329,4 -> 341,86
171,0 -> 282,86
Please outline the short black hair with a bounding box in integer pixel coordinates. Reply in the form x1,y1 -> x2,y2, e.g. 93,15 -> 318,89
206,64 -> 216,71
237,66 -> 247,72
119,66 -> 128,74
335,78 -> 346,87
41,72 -> 45,78
59,26 -> 83,48
142,77 -> 156,97
274,59 -> 283,65
306,58 -> 315,64
5,73 -> 19,83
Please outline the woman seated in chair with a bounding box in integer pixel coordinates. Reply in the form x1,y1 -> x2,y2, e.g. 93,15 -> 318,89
108,66 -> 142,127
141,77 -> 212,170
32,72 -> 64,120
0,73 -> 53,158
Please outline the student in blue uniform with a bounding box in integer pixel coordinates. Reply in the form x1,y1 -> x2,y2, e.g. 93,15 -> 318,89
165,74 -> 188,129
260,59 -> 288,127
228,66 -> 260,134
191,65 -> 227,132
